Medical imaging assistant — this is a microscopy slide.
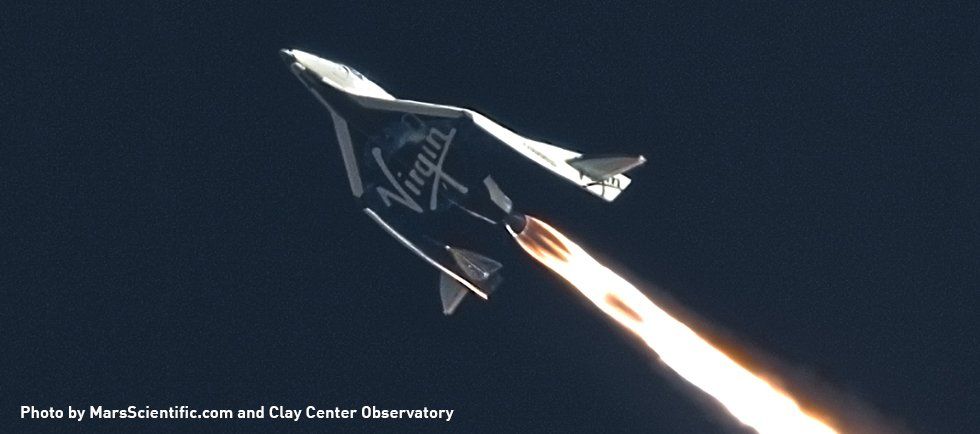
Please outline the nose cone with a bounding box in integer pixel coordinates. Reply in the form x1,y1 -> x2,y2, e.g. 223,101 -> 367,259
279,48 -> 296,64
279,48 -> 343,81
279,48 -> 321,71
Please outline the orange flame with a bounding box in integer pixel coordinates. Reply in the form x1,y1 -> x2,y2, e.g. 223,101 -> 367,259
513,216 -> 837,434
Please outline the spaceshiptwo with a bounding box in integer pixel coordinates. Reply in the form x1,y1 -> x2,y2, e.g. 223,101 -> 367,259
281,49 -> 645,315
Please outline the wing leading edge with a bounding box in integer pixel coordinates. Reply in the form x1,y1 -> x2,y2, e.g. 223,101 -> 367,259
350,95 -> 644,202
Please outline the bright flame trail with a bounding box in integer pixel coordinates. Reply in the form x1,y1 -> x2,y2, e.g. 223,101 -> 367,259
511,216 -> 837,434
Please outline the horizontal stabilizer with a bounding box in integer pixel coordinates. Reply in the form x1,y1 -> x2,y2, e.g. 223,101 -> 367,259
446,246 -> 503,296
567,154 -> 647,181
439,273 -> 469,315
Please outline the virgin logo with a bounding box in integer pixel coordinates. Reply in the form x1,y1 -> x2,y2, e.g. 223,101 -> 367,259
373,126 -> 468,213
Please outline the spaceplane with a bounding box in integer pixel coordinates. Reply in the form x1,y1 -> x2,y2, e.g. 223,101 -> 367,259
281,48 -> 645,314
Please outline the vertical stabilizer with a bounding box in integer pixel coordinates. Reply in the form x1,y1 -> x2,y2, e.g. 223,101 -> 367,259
439,273 -> 469,315
566,155 -> 647,180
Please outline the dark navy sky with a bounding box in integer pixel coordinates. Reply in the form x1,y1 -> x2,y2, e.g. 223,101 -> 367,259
3,2 -> 977,433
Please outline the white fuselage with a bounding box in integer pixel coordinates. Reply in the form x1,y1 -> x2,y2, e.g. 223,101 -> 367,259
284,49 -> 394,100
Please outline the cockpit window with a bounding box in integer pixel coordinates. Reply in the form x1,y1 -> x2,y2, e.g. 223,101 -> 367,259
341,65 -> 365,79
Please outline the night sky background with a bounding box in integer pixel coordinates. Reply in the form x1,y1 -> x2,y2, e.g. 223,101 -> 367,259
3,2 -> 977,433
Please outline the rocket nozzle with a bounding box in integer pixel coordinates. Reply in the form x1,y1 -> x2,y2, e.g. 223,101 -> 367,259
504,213 -> 527,233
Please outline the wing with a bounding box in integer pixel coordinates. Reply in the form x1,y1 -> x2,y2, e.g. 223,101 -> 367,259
352,95 -> 644,202
364,209 -> 502,303
464,109 -> 643,202
327,96 -> 509,310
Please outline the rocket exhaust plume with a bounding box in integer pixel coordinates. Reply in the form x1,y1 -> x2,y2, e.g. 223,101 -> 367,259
511,216 -> 837,434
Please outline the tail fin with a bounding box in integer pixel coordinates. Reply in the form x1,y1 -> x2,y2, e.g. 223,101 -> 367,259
446,246 -> 503,293
567,154 -> 647,181
439,273 -> 469,315
438,245 -> 503,315
514,140 -> 643,202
